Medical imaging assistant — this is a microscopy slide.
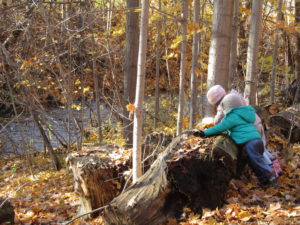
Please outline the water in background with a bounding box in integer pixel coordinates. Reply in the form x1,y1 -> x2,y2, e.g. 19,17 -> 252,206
0,102 -> 112,154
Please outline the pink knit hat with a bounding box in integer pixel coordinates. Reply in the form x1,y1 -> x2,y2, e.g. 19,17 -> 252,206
207,85 -> 226,105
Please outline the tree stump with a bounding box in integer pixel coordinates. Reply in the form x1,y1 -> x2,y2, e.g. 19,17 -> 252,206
66,145 -> 130,218
269,105 -> 300,143
103,133 -> 241,225
0,198 -> 15,224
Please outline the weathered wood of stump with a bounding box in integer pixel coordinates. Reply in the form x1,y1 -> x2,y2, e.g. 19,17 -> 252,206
66,146 -> 130,218
103,133 -> 241,225
0,198 -> 15,224
270,105 -> 300,143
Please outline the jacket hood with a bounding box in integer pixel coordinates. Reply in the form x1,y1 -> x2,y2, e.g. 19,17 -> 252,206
226,105 -> 256,123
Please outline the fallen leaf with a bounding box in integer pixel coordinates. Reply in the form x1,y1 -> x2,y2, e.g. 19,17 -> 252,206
268,202 -> 281,212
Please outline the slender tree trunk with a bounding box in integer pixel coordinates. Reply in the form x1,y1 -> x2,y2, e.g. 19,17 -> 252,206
154,0 -> 162,129
200,1 -> 206,118
270,0 -> 283,104
163,18 -> 172,97
30,107 -> 61,170
280,1 -> 293,91
189,0 -> 200,129
92,36 -> 102,144
284,32 -> 293,89
123,0 -> 140,145
106,0 -> 113,32
228,0 -> 240,89
294,0 -> 300,104
295,0 -> 300,79
206,0 -> 234,116
78,5 -> 86,151
176,0 -> 188,135
244,0 -> 263,105
133,0 -> 149,183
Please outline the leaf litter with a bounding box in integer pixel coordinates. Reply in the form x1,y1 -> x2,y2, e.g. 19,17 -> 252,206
0,143 -> 299,225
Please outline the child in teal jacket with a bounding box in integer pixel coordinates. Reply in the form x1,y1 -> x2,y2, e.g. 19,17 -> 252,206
195,93 -> 277,187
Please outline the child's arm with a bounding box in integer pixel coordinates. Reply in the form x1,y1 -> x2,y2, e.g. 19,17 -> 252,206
204,114 -> 237,136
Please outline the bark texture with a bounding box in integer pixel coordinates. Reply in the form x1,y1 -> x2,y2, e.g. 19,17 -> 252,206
132,0 -> 150,182
244,0 -> 263,105
176,0 -> 188,135
270,0 -> 283,104
123,0 -> 140,144
228,0 -> 239,89
189,0 -> 200,129
206,0 -> 234,116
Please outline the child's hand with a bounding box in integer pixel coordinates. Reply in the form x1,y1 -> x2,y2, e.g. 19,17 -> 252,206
193,130 -> 206,138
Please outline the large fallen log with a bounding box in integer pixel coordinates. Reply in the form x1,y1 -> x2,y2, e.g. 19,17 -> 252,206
103,133 -> 243,225
66,133 -> 171,219
269,105 -> 300,143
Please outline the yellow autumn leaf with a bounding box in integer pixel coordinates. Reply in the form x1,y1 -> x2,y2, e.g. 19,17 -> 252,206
238,210 -> 251,220
71,104 -> 81,111
126,104 -> 136,113
83,87 -> 90,94
246,183 -> 253,189
20,61 -> 30,70
187,22 -> 200,33
84,68 -> 92,73
60,98 -> 66,105
195,67 -> 202,76
112,180 -> 121,189
134,8 -> 142,13
170,36 -> 182,49
162,52 -> 176,60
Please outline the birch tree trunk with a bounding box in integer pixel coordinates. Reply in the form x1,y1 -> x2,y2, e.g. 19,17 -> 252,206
270,0 -> 283,104
206,0 -> 234,116
123,0 -> 140,145
228,0 -> 240,89
154,0 -> 162,129
189,0 -> 200,129
176,0 -> 188,135
244,0 -> 263,105
133,0 -> 149,183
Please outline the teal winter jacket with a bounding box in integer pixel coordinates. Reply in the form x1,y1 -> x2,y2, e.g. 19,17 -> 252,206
203,105 -> 261,144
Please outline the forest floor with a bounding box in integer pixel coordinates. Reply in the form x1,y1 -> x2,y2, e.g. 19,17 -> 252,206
0,143 -> 299,225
